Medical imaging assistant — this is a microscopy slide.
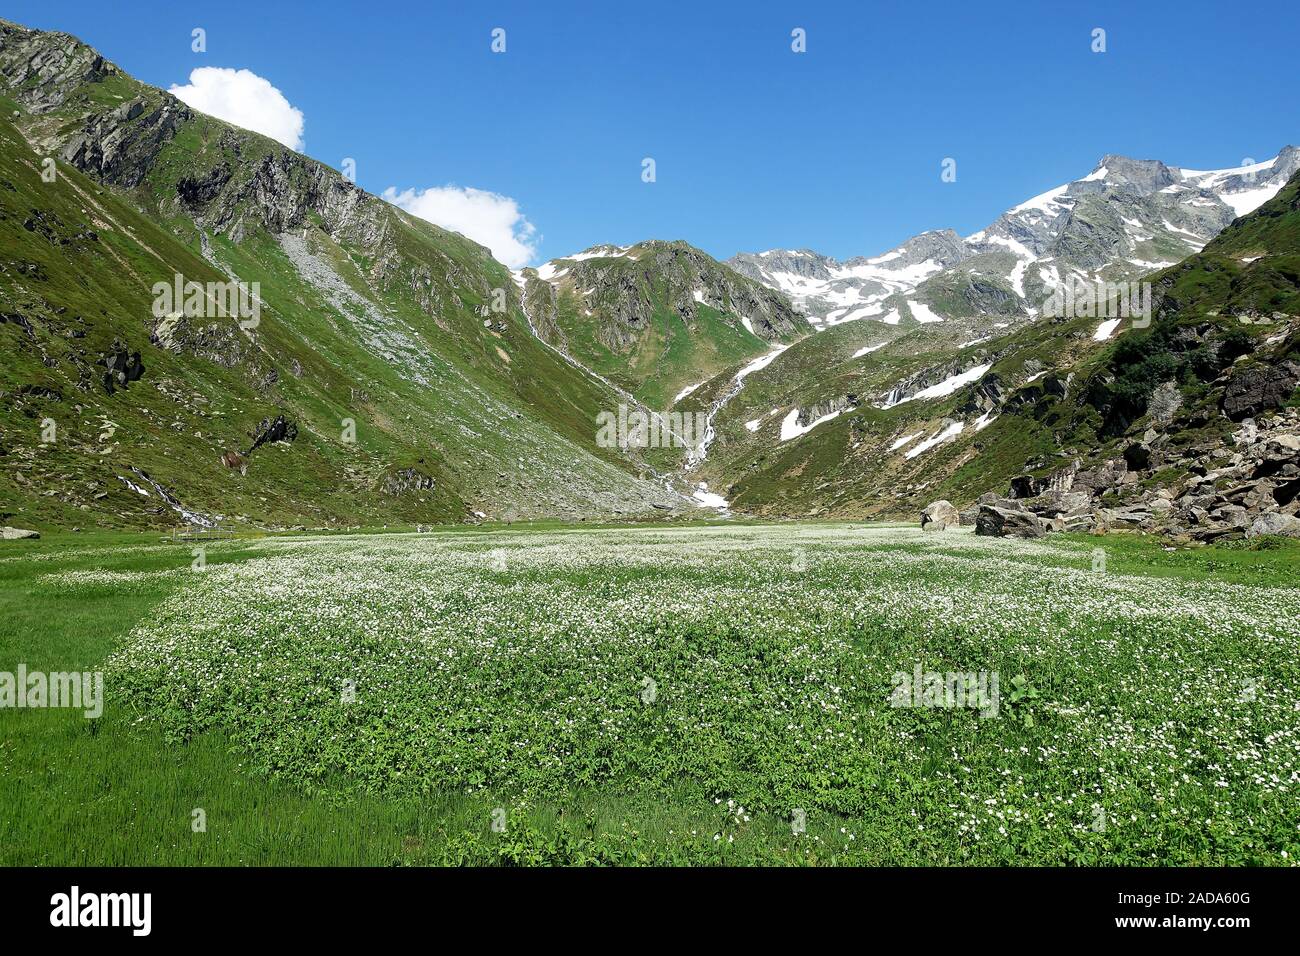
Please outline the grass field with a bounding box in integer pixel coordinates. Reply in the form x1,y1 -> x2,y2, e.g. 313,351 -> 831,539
2,524 -> 1298,865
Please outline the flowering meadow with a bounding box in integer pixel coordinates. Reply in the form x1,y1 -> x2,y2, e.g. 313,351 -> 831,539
46,524 -> 1295,865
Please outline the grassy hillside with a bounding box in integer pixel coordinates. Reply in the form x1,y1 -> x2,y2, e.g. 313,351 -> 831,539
520,240 -> 811,409
0,20 -> 682,531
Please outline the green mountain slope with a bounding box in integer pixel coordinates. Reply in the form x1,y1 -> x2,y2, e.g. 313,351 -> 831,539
0,18 -> 683,530
518,240 -> 811,409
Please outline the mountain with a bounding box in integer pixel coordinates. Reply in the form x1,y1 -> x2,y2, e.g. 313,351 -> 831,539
1,15 -> 1295,540
0,18 -> 690,530
694,166 -> 1300,538
730,148 -> 1300,328
514,240 -> 810,408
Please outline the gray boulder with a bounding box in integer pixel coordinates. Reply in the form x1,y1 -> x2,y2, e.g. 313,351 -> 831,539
1221,361 -> 1300,422
920,500 -> 960,531
975,504 -> 1045,538
1093,506 -> 1153,533
1247,512 -> 1300,538
1,527 -> 40,540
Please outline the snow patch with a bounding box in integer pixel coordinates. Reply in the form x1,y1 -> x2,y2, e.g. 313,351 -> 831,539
908,300 -> 943,324
1219,183 -> 1284,217
852,342 -> 887,358
673,381 -> 705,402
1093,318 -> 1123,341
904,421 -> 964,459
692,483 -> 729,509
887,363 -> 992,408
779,407 -> 843,442
562,245 -> 631,262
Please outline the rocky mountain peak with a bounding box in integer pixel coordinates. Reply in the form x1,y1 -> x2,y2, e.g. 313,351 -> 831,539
1091,155 -> 1178,192
859,228 -> 967,269
0,19 -> 120,113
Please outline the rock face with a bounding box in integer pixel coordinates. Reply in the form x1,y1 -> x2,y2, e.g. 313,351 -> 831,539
920,499 -> 959,531
1221,361 -> 1300,421
96,340 -> 144,393
382,467 -> 436,496
246,415 -> 297,455
1,526 -> 40,539
0,21 -> 115,111
1010,459 -> 1081,499
975,503 -> 1045,538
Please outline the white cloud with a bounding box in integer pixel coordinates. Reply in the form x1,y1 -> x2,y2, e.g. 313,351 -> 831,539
170,67 -> 305,151
382,185 -> 539,269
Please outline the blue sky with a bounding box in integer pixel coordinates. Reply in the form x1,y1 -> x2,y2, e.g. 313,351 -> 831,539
7,0 -> 1298,266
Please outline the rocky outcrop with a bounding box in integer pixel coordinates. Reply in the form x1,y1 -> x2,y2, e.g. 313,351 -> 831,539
95,340 -> 143,393
246,415 -> 297,455
1221,361 -> 1300,421
920,499 -> 959,531
957,374 -> 1006,416
1161,411 -> 1300,541
60,95 -> 192,189
983,406 -> 1300,543
1072,458 -> 1130,494
0,20 -> 115,111
382,467 -> 436,496
975,502 -> 1045,538
151,313 -> 249,368
1093,505 -> 1155,533
1,526 -> 39,540
1010,459 -> 1080,499
1018,489 -> 1097,531
796,394 -> 859,429
1147,380 -> 1184,424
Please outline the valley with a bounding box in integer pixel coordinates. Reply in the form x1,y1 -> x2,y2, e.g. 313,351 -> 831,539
2,8 -> 1299,878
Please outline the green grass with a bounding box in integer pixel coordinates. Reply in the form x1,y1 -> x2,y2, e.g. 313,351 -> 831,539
4,525 -> 1298,865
